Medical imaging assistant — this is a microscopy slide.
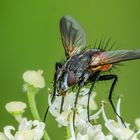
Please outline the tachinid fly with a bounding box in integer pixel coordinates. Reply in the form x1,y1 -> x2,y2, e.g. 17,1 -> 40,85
44,16 -> 140,125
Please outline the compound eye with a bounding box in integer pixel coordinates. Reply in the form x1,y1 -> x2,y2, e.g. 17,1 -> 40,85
67,71 -> 76,87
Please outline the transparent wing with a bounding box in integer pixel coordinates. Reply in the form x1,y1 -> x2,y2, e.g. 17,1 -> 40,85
90,49 -> 140,67
101,49 -> 140,64
60,16 -> 86,59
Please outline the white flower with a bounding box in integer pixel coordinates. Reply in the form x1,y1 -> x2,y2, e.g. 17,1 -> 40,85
5,101 -> 27,123
3,118 -> 45,140
49,87 -> 140,140
48,92 -> 75,126
5,101 -> 27,115
79,88 -> 98,110
75,115 -> 112,140
77,133 -> 88,140
78,123 -> 112,140
23,70 -> 45,89
49,88 -> 113,140
49,88 -> 98,127
102,98 -> 140,140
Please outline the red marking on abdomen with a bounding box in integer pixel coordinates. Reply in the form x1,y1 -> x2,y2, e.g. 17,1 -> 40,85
100,64 -> 112,71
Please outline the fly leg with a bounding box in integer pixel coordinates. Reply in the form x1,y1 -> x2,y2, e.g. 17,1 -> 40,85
98,74 -> 126,127
44,80 -> 63,121
43,84 -> 57,122
87,83 -> 95,122
44,62 -> 62,122
87,71 -> 101,122
72,71 -> 100,129
73,83 -> 83,129
60,92 -> 66,113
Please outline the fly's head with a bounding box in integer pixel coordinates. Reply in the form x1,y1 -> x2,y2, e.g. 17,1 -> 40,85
54,63 -> 76,95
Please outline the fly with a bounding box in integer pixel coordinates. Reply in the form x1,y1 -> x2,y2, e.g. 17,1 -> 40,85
44,16 -> 140,127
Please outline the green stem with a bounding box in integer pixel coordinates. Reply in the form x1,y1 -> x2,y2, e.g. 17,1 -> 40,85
14,114 -> 23,123
66,125 -> 71,140
27,91 -> 51,140
27,91 -> 41,120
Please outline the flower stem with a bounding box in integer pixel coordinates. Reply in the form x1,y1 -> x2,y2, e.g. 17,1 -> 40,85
67,113 -> 76,140
14,114 -> 23,123
27,91 -> 41,120
27,91 -> 51,140
66,125 -> 71,140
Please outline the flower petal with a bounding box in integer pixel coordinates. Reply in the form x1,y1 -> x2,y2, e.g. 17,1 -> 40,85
4,126 -> 15,140
135,118 -> 140,128
0,132 -> 8,140
77,133 -> 88,140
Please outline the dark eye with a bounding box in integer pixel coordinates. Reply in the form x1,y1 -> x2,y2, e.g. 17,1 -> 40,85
67,71 -> 76,86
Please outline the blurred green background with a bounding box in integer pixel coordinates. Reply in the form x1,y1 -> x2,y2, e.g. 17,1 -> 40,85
0,0 -> 140,139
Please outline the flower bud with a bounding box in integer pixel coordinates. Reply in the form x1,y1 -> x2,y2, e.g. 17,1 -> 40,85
23,70 -> 45,89
5,101 -> 27,115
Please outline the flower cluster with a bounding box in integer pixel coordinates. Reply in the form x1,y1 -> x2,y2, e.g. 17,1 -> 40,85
1,118 -> 45,140
0,70 -> 47,140
48,88 -> 97,127
1,69 -> 140,140
48,88 -> 140,140
1,101 -> 45,140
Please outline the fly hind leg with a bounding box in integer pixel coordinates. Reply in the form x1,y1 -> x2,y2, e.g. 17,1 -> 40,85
98,74 -> 126,127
